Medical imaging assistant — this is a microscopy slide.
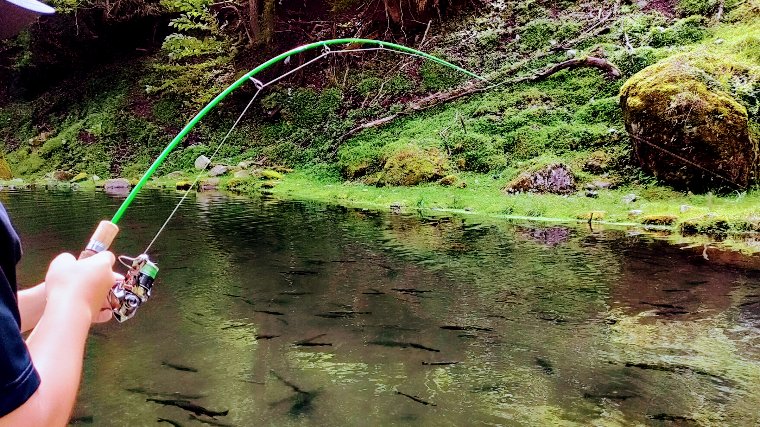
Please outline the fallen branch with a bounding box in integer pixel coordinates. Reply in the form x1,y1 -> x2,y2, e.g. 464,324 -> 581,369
336,4 -> 622,142
529,56 -> 621,81
341,114 -> 398,140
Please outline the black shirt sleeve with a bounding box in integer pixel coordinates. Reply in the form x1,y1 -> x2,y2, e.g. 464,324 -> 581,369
0,202 -> 40,417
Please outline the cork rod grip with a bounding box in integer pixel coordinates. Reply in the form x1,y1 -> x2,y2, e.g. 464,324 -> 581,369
79,220 -> 119,259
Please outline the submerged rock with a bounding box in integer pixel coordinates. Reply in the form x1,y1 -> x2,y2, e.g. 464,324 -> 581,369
104,178 -> 130,191
199,178 -> 220,191
620,54 -> 759,192
504,163 -> 576,194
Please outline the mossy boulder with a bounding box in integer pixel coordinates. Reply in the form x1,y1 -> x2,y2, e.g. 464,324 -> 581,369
620,55 -> 759,192
70,172 -> 88,182
0,157 -> 12,180
260,169 -> 283,180
379,146 -> 448,186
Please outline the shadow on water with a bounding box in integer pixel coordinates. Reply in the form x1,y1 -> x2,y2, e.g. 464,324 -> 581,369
4,189 -> 760,426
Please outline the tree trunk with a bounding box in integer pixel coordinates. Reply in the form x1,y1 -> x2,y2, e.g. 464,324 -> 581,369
248,0 -> 260,44
262,0 -> 275,44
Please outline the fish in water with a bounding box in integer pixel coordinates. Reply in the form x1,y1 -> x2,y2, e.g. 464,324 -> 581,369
396,391 -> 436,406
535,357 -> 554,375
162,361 -> 198,373
315,311 -> 371,319
255,334 -> 280,340
69,415 -> 94,424
254,309 -> 285,316
391,288 -> 432,295
422,361 -> 460,366
366,340 -> 440,352
269,371 -> 317,417
440,325 -> 493,332
146,398 -> 229,418
294,333 -> 332,347
279,270 -> 319,276
125,387 -> 205,400
647,413 -> 696,422
157,418 -> 183,427
582,392 -> 637,401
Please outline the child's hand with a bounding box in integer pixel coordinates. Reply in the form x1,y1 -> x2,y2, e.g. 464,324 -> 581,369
44,251 -> 118,323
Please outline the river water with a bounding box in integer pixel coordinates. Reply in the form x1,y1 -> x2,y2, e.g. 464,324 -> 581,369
3,189 -> 760,426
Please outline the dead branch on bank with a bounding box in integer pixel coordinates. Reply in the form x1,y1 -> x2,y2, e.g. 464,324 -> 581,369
338,55 -> 621,141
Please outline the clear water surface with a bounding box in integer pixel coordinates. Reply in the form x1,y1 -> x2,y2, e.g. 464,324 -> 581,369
3,189 -> 760,426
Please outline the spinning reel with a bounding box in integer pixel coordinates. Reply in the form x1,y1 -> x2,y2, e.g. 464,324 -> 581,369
108,254 -> 159,323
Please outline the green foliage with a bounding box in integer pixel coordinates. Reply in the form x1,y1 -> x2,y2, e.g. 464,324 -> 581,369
162,35 -> 226,60
355,74 -> 382,97
676,0 -> 718,16
518,19 -> 581,52
0,157 -> 12,179
574,96 -> 623,124
615,13 -> 668,46
611,46 -> 663,76
450,133 -> 507,173
378,145 -> 449,186
148,0 -> 236,108
420,59 -> 465,91
282,87 -> 343,128
649,16 -> 709,47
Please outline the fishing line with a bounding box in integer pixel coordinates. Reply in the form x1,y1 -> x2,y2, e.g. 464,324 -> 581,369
143,43 -> 487,251
631,134 -> 746,190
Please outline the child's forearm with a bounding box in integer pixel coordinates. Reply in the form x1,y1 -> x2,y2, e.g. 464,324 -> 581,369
17,283 -> 46,333
0,293 -> 91,427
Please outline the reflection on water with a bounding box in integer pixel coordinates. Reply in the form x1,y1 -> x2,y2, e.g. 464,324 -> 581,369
3,189 -> 760,426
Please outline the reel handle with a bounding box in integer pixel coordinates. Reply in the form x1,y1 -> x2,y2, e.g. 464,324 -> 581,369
79,221 -> 119,259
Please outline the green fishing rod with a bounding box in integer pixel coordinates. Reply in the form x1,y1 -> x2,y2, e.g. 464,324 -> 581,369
78,38 -> 487,322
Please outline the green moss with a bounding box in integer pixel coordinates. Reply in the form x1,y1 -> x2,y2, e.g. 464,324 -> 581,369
0,157 -> 12,179
642,215 -> 678,226
379,145 -> 449,186
649,16 -> 709,48
438,175 -> 459,186
574,96 -> 623,124
260,169 -> 283,180
518,19 -> 580,51
71,172 -> 88,182
420,58 -> 465,91
450,133 -> 507,172
676,0 -> 718,16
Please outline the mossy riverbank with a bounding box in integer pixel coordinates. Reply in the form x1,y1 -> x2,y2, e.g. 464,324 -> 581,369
2,0 -> 759,256
6,168 -> 760,255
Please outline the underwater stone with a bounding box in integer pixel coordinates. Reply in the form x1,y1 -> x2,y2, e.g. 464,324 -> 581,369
200,178 -> 220,191
104,178 -> 130,192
